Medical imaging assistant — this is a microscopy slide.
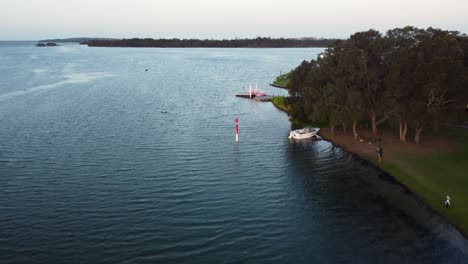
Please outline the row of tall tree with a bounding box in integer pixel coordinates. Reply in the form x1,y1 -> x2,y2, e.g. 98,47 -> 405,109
286,27 -> 468,143
82,37 -> 338,48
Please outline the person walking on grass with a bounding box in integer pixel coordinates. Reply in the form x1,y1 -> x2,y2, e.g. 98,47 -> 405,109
377,138 -> 383,162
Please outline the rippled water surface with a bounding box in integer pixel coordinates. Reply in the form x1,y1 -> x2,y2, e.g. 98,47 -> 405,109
0,42 -> 467,263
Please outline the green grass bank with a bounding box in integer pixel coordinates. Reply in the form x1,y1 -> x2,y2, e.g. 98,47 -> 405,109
379,128 -> 468,236
271,73 -> 290,88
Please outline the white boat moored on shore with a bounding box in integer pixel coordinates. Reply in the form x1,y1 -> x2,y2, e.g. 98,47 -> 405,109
288,127 -> 320,140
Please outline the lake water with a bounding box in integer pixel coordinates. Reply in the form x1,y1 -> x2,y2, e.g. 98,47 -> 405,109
0,42 -> 467,263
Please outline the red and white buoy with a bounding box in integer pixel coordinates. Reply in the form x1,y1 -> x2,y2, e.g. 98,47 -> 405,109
235,118 -> 239,142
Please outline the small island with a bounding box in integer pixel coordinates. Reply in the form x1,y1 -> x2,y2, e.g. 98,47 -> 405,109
35,42 -> 59,47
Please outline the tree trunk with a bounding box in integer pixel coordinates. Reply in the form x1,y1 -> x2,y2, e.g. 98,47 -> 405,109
342,122 -> 347,133
330,121 -> 335,137
370,111 -> 378,136
399,120 -> 408,142
402,122 -> 408,143
352,120 -> 358,142
399,120 -> 403,141
414,128 -> 423,144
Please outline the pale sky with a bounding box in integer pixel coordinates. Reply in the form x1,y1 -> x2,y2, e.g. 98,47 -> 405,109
1,0 -> 467,40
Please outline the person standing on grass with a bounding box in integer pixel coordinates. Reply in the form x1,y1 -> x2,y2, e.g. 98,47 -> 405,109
377,138 -> 383,162
445,195 -> 451,207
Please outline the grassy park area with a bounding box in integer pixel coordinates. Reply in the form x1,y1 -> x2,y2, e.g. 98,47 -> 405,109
271,73 -> 290,88
271,96 -> 288,111
319,126 -> 468,236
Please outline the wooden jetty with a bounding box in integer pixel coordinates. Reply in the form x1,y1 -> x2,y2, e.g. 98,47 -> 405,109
234,94 -> 274,102
235,93 -> 253,98
269,83 -> 287,89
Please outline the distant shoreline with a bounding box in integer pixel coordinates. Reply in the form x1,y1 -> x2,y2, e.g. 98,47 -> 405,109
39,37 -> 118,43
82,37 -> 338,48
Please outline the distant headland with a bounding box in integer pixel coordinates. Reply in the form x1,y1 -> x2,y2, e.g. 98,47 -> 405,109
81,37 -> 339,48
39,37 -> 118,43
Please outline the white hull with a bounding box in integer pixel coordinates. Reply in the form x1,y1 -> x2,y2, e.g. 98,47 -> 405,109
288,127 -> 320,140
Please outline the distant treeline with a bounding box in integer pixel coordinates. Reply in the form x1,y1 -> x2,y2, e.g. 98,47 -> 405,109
285,26 -> 468,143
81,37 -> 338,48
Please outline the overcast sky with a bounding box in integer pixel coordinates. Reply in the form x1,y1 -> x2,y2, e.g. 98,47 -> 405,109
1,0 -> 467,40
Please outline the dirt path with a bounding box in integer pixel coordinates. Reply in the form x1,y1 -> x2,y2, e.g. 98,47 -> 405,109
318,128 -> 454,163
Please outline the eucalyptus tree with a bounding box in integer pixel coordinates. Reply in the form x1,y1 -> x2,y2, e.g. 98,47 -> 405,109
304,50 -> 345,137
461,36 -> 468,66
459,35 -> 468,111
286,60 -> 313,122
333,40 -> 366,140
349,29 -> 392,136
409,28 -> 464,143
384,26 -> 425,142
320,51 -> 340,136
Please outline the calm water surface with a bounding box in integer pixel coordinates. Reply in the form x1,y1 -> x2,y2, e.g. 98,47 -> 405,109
0,42 -> 467,263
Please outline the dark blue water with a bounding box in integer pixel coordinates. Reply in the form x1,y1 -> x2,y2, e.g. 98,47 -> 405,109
0,43 -> 467,263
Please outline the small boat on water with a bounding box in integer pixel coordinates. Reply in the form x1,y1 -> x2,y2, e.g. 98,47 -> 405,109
288,127 -> 320,140
235,84 -> 266,98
